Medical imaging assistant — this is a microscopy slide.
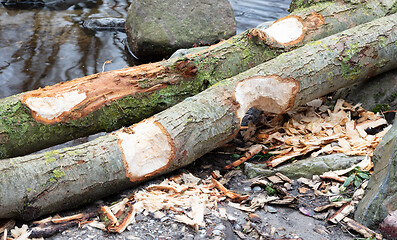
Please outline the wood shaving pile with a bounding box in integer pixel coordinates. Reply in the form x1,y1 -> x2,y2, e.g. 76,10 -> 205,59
91,172 -> 247,233
1,173 -> 246,239
256,99 -> 391,167
1,223 -> 43,240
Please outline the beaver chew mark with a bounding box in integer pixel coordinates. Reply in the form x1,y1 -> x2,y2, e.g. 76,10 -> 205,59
24,91 -> 87,121
234,75 -> 299,121
264,16 -> 304,45
175,60 -> 198,77
114,117 -> 174,182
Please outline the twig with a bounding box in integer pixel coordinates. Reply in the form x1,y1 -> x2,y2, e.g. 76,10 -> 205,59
211,178 -> 249,202
224,144 -> 263,170
102,60 -> 113,72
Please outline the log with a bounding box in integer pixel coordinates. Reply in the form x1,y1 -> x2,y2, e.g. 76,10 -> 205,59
288,0 -> 397,13
0,0 -> 396,159
1,12 -> 397,220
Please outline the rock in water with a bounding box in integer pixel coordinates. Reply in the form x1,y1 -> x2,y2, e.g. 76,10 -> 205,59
125,0 -> 236,59
355,120 -> 397,229
82,18 -> 125,32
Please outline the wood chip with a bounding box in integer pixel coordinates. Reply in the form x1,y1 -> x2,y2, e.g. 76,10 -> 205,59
275,172 -> 293,183
250,195 -> 280,210
218,208 -> 227,219
376,125 -> 392,138
357,118 -> 387,130
269,196 -> 295,205
249,213 -> 261,222
342,217 -> 382,239
314,201 -> 347,212
52,213 -> 88,224
267,175 -> 283,184
228,202 -> 256,212
338,138 -> 350,152
10,225 -> 30,240
327,203 -> 355,224
298,187 -> 310,194
110,205 -> 136,233
86,221 -> 107,231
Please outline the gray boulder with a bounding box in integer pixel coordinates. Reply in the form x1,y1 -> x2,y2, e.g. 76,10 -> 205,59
244,154 -> 365,179
354,120 -> 397,229
125,0 -> 236,59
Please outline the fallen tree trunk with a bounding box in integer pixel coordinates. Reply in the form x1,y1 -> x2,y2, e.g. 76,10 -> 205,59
0,0 -> 396,159
289,0 -> 397,13
1,12 -> 397,220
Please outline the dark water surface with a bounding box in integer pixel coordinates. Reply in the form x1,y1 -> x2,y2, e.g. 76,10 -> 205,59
0,0 -> 291,98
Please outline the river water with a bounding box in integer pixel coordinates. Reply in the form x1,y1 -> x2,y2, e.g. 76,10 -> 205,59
0,0 -> 291,99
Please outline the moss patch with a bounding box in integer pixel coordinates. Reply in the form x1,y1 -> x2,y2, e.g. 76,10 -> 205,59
340,42 -> 362,80
53,168 -> 65,179
372,103 -> 390,113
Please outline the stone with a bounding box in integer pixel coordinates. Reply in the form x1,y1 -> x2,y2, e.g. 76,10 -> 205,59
212,230 -> 222,236
214,224 -> 225,231
252,186 -> 262,192
82,18 -> 125,32
168,46 -> 209,59
379,210 -> 397,239
1,0 -> 44,9
244,153 -> 365,179
354,120 -> 397,229
125,0 -> 236,59
1,0 -> 95,10
267,206 -> 278,213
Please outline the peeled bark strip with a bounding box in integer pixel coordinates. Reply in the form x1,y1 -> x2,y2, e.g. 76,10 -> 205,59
1,0 -> 396,159
1,13 -> 397,220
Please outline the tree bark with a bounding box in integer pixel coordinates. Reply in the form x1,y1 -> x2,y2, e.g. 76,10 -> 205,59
1,12 -> 397,220
0,0 -> 396,159
289,0 -> 397,13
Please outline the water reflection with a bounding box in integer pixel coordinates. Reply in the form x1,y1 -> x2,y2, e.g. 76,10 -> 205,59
0,0 -> 290,99
229,0 -> 291,33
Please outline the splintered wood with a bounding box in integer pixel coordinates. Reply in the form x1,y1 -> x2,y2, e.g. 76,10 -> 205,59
256,99 -> 390,167
94,173 -> 247,232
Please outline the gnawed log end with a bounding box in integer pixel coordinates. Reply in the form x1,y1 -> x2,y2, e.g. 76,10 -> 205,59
20,90 -> 87,124
234,75 -> 299,121
264,15 -> 305,46
251,12 -> 324,47
113,117 -> 175,182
